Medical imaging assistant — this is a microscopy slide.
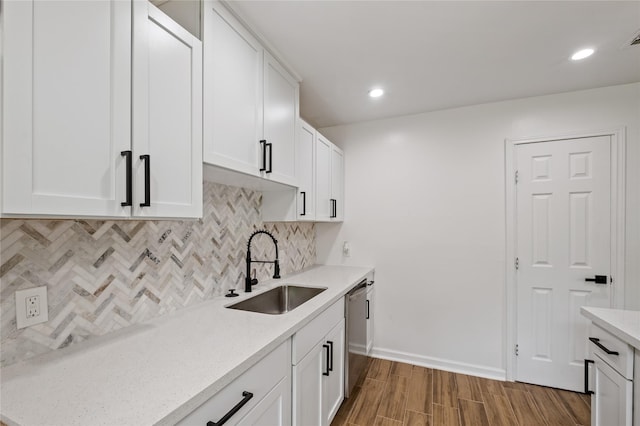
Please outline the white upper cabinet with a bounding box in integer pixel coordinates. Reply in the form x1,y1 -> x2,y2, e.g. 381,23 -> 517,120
2,0 -> 131,217
263,51 -> 299,187
316,132 -> 344,222
202,1 -> 263,177
2,0 -> 203,219
330,145 -> 345,221
261,118 -> 316,222
132,0 -> 203,218
202,1 -> 299,187
297,120 -> 316,220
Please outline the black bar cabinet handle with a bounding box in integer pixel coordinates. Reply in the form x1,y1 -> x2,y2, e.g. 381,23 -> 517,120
120,150 -> 132,206
322,344 -> 330,376
330,199 -> 336,218
300,191 -> 306,216
585,275 -> 608,284
139,155 -> 150,207
259,140 -> 267,172
327,341 -> 334,372
206,391 -> 254,426
366,299 -> 370,320
584,359 -> 594,395
589,337 -> 619,355
266,142 -> 273,173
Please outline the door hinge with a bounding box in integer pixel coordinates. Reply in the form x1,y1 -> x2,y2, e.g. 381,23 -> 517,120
515,170 -> 519,184
515,257 -> 519,270
515,344 -> 519,356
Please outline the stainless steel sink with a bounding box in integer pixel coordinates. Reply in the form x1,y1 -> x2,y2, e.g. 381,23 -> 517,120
226,285 -> 327,315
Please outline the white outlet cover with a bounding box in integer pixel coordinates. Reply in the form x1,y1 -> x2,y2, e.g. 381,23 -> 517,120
16,286 -> 48,329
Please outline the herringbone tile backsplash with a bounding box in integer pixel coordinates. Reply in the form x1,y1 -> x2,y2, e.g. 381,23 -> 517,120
0,182 -> 316,367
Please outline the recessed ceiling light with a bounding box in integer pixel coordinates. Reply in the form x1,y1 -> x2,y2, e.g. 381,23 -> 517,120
571,48 -> 595,61
368,88 -> 384,98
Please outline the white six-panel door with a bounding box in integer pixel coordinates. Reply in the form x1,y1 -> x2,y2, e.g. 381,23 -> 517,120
515,135 -> 612,391
2,0 -> 131,216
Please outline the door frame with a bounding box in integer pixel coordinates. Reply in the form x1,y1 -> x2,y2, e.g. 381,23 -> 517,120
504,127 -> 626,382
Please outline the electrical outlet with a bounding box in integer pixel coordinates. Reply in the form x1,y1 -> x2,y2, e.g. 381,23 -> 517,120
26,295 -> 40,318
16,286 -> 48,329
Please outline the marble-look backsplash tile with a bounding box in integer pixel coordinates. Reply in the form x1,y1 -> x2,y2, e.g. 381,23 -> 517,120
0,182 -> 315,366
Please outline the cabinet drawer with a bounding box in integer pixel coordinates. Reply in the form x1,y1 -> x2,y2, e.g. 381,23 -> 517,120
293,298 -> 344,365
589,323 -> 634,379
178,339 -> 291,426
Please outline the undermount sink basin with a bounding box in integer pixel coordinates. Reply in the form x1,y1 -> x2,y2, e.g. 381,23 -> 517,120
226,285 -> 327,315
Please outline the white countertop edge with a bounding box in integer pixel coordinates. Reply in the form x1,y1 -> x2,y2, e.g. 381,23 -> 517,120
580,306 -> 640,350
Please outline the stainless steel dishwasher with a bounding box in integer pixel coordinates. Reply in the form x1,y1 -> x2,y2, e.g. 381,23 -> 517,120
345,279 -> 368,398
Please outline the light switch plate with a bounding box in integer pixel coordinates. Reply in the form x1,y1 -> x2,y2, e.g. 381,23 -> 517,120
16,286 -> 48,329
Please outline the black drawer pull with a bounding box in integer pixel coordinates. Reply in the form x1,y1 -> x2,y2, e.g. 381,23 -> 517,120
323,344 -> 330,376
139,154 -> 150,207
366,299 -> 370,320
589,337 -> 619,355
300,191 -> 306,216
206,391 -> 254,426
327,340 -> 334,372
120,150 -> 132,206
584,359 -> 594,395
259,140 -> 267,172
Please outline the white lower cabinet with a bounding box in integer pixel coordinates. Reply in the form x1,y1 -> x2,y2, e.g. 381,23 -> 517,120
323,320 -> 346,424
293,340 -> 324,426
592,354 -> 633,426
366,282 -> 375,355
292,299 -> 345,426
177,339 -> 291,426
588,323 -> 634,426
634,350 -> 639,426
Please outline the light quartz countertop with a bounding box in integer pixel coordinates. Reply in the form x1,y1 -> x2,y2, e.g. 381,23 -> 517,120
0,264 -> 373,426
581,306 -> 640,350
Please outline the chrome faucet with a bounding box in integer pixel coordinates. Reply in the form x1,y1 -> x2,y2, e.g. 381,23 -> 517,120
245,230 -> 281,292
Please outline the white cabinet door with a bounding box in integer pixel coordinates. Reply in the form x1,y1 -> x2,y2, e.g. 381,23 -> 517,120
132,1 -> 202,218
316,134 -> 333,221
323,320 -> 345,425
293,341 -> 324,426
634,350 -> 639,426
593,355 -> 633,426
237,376 -> 291,426
202,1 -> 263,177
366,284 -> 375,355
297,119 -> 316,220
263,51 -> 298,187
2,0 -> 131,217
331,145 -> 345,221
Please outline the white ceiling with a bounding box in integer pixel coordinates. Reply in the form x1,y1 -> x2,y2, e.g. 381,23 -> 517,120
226,0 -> 640,128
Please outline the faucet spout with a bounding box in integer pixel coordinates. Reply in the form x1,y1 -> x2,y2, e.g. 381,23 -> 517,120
245,230 -> 281,292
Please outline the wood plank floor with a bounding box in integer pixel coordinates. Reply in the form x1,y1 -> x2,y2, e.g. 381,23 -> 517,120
332,358 -> 592,426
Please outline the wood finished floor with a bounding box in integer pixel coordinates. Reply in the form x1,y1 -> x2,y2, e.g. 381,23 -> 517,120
332,358 -> 592,426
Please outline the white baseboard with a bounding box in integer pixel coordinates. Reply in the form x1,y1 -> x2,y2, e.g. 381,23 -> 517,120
370,347 -> 506,381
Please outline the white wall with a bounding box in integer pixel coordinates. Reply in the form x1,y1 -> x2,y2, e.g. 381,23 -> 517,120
316,83 -> 640,378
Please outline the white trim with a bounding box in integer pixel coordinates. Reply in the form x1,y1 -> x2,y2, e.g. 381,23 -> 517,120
370,347 -> 506,381
504,127 -> 626,383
